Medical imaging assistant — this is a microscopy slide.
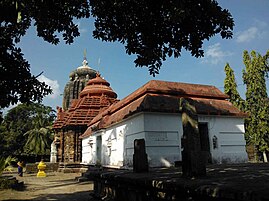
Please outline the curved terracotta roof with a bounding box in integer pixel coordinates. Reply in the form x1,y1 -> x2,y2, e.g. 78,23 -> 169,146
81,80 -> 247,138
53,73 -> 118,128
79,73 -> 117,98
88,80 -> 230,125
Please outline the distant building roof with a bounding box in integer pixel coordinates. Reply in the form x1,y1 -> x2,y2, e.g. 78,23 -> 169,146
81,80 -> 247,138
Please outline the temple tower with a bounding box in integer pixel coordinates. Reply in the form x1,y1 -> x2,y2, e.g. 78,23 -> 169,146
62,56 -> 97,111
53,61 -> 118,163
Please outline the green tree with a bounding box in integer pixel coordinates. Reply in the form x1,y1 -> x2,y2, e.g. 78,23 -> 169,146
0,156 -> 17,176
1,1 -> 234,108
0,1 -> 90,108
0,103 -> 56,158
91,0 -> 234,76
24,128 -> 52,157
224,63 -> 245,111
24,112 -> 54,157
243,50 -> 269,162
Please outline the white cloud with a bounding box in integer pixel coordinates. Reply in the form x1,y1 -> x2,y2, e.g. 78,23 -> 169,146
236,27 -> 258,43
76,21 -> 88,34
202,43 -> 233,65
37,75 -> 60,99
236,21 -> 268,43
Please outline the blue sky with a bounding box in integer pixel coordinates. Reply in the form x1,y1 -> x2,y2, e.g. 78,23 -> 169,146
16,0 -> 269,111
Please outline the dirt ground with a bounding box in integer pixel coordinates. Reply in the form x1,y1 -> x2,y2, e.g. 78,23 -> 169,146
0,172 -> 95,201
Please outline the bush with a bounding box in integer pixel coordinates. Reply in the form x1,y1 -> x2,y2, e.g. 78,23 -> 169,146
0,176 -> 17,189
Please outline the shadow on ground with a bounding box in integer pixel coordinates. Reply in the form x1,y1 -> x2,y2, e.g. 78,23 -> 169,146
0,172 -> 95,201
2,189 -> 94,201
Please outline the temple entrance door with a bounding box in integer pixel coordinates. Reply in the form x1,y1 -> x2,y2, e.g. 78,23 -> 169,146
198,123 -> 212,164
96,136 -> 102,164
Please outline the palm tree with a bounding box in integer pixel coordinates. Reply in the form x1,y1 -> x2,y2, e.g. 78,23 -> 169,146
23,112 -> 53,159
0,156 -> 16,176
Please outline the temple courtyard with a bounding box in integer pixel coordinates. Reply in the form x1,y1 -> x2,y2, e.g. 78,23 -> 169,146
0,172 -> 95,201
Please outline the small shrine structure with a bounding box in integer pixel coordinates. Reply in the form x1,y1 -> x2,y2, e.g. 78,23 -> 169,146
81,80 -> 248,168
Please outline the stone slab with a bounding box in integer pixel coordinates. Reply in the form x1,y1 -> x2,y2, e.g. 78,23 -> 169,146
88,163 -> 269,201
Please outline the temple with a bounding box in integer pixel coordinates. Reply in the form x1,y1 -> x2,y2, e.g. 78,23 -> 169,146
81,80 -> 248,167
53,57 -> 118,163
53,56 -> 248,168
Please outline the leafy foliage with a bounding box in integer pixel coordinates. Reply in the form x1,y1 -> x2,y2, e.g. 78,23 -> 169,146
0,156 -> 17,176
24,128 -> 52,156
0,103 -> 56,158
1,1 -> 234,107
91,0 -> 234,76
242,50 -> 269,155
0,0 -> 90,108
24,112 -> 54,156
224,63 -> 244,111
223,50 -> 269,161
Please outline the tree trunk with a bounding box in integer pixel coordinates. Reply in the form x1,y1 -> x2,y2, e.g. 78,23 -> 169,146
254,145 -> 259,162
263,151 -> 268,163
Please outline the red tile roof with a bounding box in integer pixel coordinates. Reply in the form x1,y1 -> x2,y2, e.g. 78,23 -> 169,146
53,73 -> 118,129
81,80 -> 247,138
53,107 -> 66,129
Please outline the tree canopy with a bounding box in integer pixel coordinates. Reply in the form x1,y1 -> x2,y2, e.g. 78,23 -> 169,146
0,0 -> 234,108
0,103 -> 56,159
243,50 -> 269,161
91,0 -> 234,75
224,50 -> 269,161
0,1 -> 90,108
224,63 -> 244,111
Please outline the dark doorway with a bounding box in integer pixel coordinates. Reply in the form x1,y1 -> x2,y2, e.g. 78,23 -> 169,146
198,123 -> 212,164
96,136 -> 102,163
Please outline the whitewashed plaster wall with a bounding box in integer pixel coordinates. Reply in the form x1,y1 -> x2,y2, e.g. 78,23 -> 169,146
81,135 -> 91,164
100,124 -> 125,167
81,132 -> 98,164
82,113 -> 145,167
139,113 -> 182,167
199,116 -> 248,163
100,112 -> 183,168
81,112 -> 248,168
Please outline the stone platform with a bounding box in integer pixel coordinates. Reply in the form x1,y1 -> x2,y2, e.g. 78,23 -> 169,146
83,163 -> 269,201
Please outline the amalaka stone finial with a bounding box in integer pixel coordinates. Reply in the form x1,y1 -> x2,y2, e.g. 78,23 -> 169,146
82,59 -> 88,66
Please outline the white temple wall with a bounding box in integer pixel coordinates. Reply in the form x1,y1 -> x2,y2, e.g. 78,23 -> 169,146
81,112 -> 248,168
141,113 -> 182,167
199,116 -> 248,164
81,134 -> 97,164
117,112 -> 182,168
